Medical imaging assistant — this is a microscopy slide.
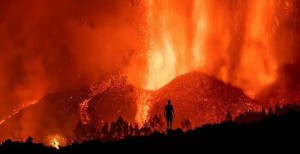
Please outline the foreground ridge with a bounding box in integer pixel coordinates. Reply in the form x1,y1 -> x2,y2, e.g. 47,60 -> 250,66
1,108 -> 300,153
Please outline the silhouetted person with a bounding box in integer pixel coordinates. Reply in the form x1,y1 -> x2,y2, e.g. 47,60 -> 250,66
164,100 -> 175,130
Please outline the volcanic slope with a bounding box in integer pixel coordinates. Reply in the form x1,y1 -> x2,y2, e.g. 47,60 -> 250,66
0,74 -> 138,143
148,71 -> 261,127
0,71 -> 261,142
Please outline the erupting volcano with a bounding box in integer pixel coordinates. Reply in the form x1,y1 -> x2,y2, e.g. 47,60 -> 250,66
0,0 -> 300,146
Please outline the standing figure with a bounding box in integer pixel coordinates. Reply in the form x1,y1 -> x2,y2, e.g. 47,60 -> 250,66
164,100 -> 175,130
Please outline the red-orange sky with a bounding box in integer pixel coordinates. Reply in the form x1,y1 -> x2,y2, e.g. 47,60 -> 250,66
0,0 -> 300,137
0,0 -> 147,118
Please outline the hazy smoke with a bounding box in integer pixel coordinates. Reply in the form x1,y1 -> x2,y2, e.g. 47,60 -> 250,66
0,0 -> 144,118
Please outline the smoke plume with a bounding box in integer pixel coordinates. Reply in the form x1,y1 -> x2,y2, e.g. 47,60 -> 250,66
0,0 -> 144,118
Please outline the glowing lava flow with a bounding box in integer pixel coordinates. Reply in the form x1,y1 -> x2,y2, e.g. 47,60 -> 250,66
79,79 -> 111,125
50,138 -> 60,149
79,99 -> 92,125
135,93 -> 153,126
48,134 -> 66,149
0,99 -> 40,125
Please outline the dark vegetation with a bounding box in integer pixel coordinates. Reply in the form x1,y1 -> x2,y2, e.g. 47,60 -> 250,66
1,103 -> 300,153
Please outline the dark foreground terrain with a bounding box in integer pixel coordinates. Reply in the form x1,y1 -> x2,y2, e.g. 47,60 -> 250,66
1,110 -> 300,153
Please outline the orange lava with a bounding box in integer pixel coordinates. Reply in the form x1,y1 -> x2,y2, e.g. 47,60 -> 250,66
133,0 -> 295,123
0,99 -> 40,125
79,80 -> 111,125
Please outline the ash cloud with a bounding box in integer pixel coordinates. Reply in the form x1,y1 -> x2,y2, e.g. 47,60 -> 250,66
0,0 -> 144,118
246,0 -> 300,105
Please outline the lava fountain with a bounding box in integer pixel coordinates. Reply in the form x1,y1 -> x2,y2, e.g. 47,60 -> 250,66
134,0 -> 297,124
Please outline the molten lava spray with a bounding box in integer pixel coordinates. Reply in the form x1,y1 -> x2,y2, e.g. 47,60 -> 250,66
141,0 -> 297,93
133,0 -> 300,123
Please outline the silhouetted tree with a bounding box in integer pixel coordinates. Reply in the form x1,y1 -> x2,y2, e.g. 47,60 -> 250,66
26,136 -> 33,144
123,121 -> 129,138
261,107 -> 266,116
115,116 -> 124,139
149,114 -> 164,131
88,125 -> 96,137
225,111 -> 232,122
110,121 -> 117,140
134,123 -> 140,136
101,123 -> 109,141
268,106 -> 274,115
275,102 -> 281,114
74,121 -> 86,139
140,122 -> 152,136
129,124 -> 134,136
235,109 -> 266,123
181,119 -> 192,131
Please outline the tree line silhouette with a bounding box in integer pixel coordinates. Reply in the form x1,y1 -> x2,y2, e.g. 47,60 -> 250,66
72,101 -> 300,143
233,102 -> 300,123
1,102 -> 300,153
73,114 -> 165,143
